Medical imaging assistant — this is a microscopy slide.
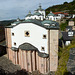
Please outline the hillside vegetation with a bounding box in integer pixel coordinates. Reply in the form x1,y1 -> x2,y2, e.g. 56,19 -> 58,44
55,39 -> 75,75
46,0 -> 75,15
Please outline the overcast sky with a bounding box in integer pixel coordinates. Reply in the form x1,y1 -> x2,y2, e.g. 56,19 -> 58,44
0,0 -> 73,21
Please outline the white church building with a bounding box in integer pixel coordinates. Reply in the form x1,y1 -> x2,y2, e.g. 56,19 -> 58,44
4,5 -> 59,74
46,11 -> 61,21
25,5 -> 45,20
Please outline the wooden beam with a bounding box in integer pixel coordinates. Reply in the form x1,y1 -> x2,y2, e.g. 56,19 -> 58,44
19,49 -> 21,66
44,58 -> 47,73
36,52 -> 39,70
32,51 -> 36,71
23,51 -> 27,70
27,51 -> 32,72
20,50 -> 23,68
38,56 -> 41,72
12,51 -> 16,64
15,51 -> 18,65
41,58 -> 44,73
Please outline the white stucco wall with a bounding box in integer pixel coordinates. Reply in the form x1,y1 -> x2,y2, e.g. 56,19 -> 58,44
48,16 -> 54,21
65,41 -> 70,46
73,14 -> 75,18
11,23 -> 48,53
47,15 -> 61,21
25,15 -> 44,20
25,16 -> 32,20
58,14 -> 65,18
38,10 -> 45,18
31,15 -> 44,20
54,16 -> 61,21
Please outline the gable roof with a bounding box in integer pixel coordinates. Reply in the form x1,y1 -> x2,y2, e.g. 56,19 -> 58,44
53,12 -> 64,15
5,19 -> 59,30
53,12 -> 69,15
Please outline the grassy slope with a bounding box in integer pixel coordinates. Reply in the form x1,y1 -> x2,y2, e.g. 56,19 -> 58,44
55,40 -> 75,75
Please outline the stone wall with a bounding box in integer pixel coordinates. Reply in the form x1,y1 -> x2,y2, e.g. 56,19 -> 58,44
50,30 -> 59,71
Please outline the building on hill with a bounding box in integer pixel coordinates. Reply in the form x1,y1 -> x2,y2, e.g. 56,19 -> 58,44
53,12 -> 65,18
53,12 -> 70,19
34,4 -> 45,19
25,5 -> 45,20
62,30 -> 75,46
25,11 -> 32,20
66,20 -> 75,31
46,11 -> 61,21
25,11 -> 44,20
66,26 -> 72,32
68,20 -> 74,26
4,19 -> 59,73
72,14 -> 75,18
46,11 -> 55,20
31,12 -> 44,20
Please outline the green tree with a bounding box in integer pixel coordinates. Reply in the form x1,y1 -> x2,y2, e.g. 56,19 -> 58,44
60,22 -> 68,31
73,0 -> 75,2
64,2 -> 68,4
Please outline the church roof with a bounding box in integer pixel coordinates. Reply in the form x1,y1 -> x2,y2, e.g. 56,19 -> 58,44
32,12 -> 43,16
19,43 -> 38,50
35,5 -> 44,11
11,43 -> 49,58
26,11 -> 32,17
5,19 -> 59,30
41,20 -> 57,25
26,14 -> 32,17
48,12 -> 55,16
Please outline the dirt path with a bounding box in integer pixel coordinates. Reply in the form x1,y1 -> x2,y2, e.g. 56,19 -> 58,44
0,55 -> 21,73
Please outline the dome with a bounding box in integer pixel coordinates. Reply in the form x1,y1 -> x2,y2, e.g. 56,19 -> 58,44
41,20 -> 59,27
32,12 -> 42,16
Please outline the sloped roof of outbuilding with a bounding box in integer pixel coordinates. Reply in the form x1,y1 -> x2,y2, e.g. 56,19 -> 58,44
62,31 -> 74,41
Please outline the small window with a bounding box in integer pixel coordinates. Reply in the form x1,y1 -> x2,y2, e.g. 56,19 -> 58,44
25,31 -> 30,37
12,33 -> 14,36
41,47 -> 45,51
14,42 -> 16,46
43,35 -> 46,39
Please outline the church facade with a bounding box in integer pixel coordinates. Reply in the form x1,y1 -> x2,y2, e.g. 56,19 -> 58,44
5,5 -> 59,74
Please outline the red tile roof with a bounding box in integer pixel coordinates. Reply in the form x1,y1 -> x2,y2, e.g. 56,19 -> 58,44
53,12 -> 68,15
